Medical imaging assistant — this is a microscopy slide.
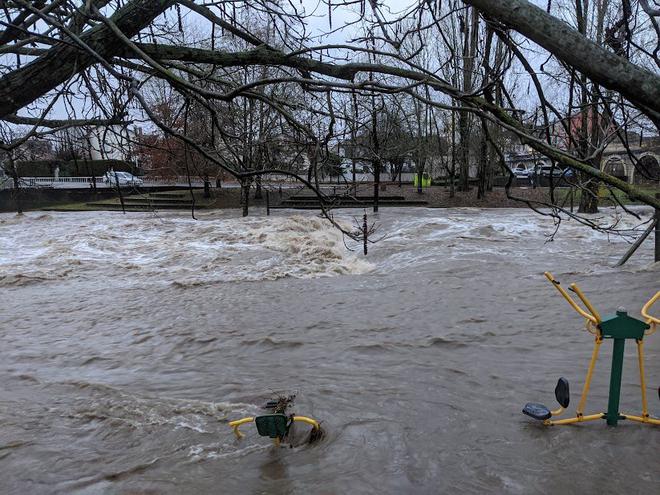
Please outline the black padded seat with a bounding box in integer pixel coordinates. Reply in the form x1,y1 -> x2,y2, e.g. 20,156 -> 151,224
255,414 -> 288,438
523,403 -> 552,420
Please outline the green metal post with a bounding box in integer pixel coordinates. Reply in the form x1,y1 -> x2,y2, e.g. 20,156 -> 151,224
606,338 -> 626,426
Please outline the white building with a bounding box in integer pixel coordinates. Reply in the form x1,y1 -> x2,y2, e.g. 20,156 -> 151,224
87,125 -> 134,161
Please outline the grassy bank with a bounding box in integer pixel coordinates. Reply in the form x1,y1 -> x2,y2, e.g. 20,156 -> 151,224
551,185 -> 659,208
33,183 -> 659,213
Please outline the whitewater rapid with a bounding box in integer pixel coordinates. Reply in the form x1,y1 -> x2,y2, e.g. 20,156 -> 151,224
1,206 -> 656,288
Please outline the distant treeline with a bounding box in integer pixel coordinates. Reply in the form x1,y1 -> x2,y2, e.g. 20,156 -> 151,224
14,159 -> 142,177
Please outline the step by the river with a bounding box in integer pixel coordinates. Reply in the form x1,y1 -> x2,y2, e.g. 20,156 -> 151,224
85,201 -> 198,211
84,191 -> 203,211
273,195 -> 428,209
290,195 -> 407,201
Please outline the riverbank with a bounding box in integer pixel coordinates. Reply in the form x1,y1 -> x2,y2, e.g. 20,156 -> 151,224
2,182 -> 657,213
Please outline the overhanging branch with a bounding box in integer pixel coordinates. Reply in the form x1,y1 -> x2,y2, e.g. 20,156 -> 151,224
463,0 -> 660,125
0,0 -> 175,118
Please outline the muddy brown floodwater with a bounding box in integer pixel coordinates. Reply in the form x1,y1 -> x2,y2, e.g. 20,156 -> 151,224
0,207 -> 658,494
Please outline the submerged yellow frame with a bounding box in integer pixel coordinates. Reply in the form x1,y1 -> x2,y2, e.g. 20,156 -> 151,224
228,415 -> 321,445
542,273 -> 659,426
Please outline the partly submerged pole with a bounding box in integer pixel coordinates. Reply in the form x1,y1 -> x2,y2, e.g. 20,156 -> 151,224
655,212 -> 659,262
113,171 -> 126,214
363,213 -> 368,255
655,193 -> 659,262
615,217 -> 657,267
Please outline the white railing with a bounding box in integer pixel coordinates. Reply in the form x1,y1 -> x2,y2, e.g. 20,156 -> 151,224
142,177 -> 207,187
0,173 -> 419,190
1,176 -> 206,188
30,177 -> 96,183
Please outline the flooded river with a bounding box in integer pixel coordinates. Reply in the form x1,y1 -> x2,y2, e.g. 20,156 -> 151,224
1,207 -> 658,494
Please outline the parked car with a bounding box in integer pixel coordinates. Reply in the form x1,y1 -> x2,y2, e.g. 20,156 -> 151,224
539,166 -> 572,179
534,166 -> 575,187
103,171 -> 144,186
512,165 -> 530,179
538,166 -> 559,178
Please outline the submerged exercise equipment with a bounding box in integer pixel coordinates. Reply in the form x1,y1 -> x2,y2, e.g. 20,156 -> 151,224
229,395 -> 323,446
523,272 -> 659,426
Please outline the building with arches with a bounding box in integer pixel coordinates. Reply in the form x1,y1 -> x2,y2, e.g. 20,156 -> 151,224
504,129 -> 659,186
601,135 -> 660,184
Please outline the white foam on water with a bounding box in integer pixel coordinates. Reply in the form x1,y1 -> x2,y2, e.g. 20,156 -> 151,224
0,206 -> 655,286
0,211 -> 374,286
175,418 -> 208,433
368,206 -> 657,274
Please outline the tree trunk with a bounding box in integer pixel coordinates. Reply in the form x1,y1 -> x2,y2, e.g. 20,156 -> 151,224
373,159 -> 380,212
12,174 -> 22,215
578,178 -> 600,213
254,175 -> 262,199
458,112 -> 470,192
450,108 -> 456,198
371,95 -> 380,212
241,181 -> 250,217
203,174 -> 210,198
477,126 -> 488,199
458,7 -> 479,191
575,0 -> 603,215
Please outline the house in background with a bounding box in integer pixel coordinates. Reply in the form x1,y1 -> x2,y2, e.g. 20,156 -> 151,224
601,134 -> 660,184
86,125 -> 137,162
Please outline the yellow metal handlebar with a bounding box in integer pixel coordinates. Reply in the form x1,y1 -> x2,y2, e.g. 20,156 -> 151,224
228,415 -> 321,440
641,291 -> 659,334
569,283 -> 602,324
292,416 -> 321,430
546,273 -> 658,336
229,417 -> 254,439
544,272 -> 599,324
641,291 -> 659,324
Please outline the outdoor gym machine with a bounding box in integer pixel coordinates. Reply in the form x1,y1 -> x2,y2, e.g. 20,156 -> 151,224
228,395 -> 323,446
523,272 -> 659,426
